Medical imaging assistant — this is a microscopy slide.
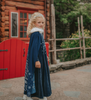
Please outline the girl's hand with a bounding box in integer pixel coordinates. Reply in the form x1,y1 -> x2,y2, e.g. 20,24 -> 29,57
35,61 -> 41,68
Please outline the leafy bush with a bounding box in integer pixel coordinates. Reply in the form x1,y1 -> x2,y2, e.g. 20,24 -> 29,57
60,29 -> 91,61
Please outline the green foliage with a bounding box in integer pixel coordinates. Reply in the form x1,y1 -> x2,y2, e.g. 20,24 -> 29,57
56,32 -> 63,38
54,0 -> 91,61
54,0 -> 91,25
60,29 -> 91,61
54,0 -> 79,24
54,0 -> 91,40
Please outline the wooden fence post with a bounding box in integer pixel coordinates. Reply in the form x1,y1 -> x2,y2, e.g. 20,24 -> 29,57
51,1 -> 57,64
78,17 -> 82,59
81,15 -> 86,58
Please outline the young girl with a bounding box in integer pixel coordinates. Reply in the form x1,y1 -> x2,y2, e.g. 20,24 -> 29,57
22,12 -> 52,100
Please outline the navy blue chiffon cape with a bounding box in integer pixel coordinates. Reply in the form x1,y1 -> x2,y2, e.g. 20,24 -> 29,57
24,32 -> 52,99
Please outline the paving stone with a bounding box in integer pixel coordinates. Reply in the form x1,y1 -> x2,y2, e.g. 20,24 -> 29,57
0,91 -> 4,96
1,64 -> 91,100
63,91 -> 80,98
84,65 -> 91,67
59,73 -> 68,76
15,97 -> 23,100
1,83 -> 12,88
82,65 -> 91,68
77,69 -> 91,72
51,81 -> 60,90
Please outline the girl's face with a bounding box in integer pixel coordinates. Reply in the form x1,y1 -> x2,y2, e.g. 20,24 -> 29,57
34,17 -> 45,29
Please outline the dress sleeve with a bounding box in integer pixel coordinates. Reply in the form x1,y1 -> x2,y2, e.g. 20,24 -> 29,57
36,57 -> 39,61
28,32 -> 41,67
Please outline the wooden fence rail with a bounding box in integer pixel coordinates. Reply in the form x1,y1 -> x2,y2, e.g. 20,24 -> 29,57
50,9 -> 91,64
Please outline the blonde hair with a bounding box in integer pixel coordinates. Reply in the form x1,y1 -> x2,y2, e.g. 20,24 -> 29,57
27,12 -> 45,35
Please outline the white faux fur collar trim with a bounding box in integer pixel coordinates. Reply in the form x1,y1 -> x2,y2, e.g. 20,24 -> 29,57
30,27 -> 44,34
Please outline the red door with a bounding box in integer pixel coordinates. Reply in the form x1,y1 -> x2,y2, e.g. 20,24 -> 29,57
0,39 -> 49,80
0,39 -> 28,80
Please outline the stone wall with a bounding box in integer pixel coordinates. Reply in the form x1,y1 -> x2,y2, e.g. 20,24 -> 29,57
49,57 -> 91,73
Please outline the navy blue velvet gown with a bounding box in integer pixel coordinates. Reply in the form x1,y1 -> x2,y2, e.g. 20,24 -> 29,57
24,31 -> 52,99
